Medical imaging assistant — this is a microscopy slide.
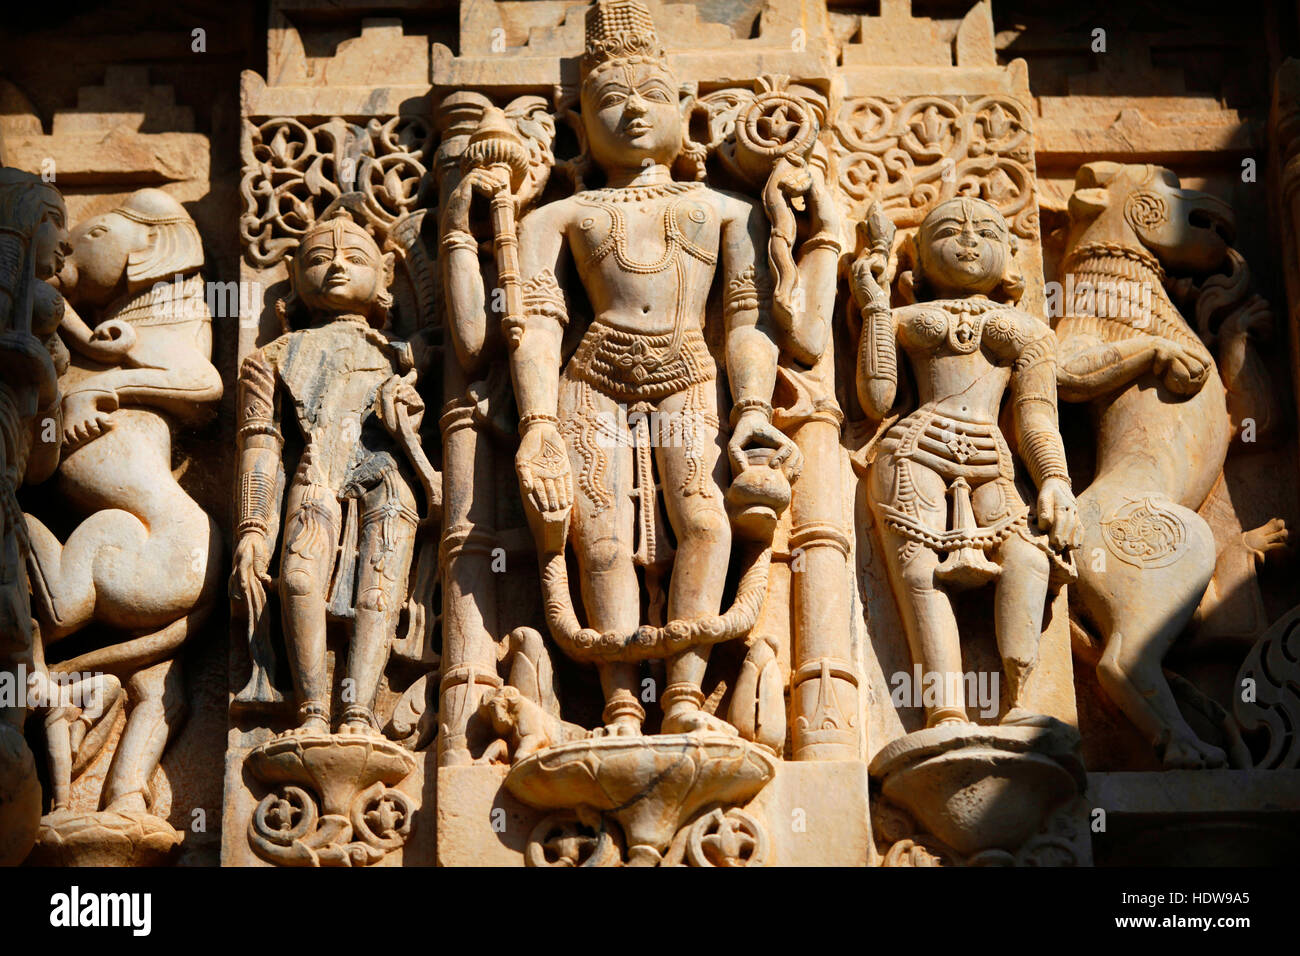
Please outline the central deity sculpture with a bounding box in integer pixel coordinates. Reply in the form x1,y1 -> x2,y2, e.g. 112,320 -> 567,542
501,0 -> 801,737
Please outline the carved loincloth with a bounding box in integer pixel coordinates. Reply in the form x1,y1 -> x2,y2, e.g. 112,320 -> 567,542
874,404 -> 1074,582
283,465 -> 419,620
560,314 -> 718,528
560,372 -> 717,515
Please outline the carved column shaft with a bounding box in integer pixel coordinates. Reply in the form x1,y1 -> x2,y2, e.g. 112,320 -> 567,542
788,409 -> 859,761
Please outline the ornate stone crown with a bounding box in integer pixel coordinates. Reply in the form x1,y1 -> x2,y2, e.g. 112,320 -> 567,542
583,0 -> 666,72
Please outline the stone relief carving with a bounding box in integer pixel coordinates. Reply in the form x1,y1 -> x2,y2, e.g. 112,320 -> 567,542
229,208 -> 437,865
869,724 -> 1088,867
1233,605 -> 1300,769
0,168 -> 68,866
434,91 -> 558,767
852,196 -> 1078,725
848,196 -> 1085,861
1055,162 -> 1288,770
695,74 -> 859,760
20,188 -> 223,865
240,116 -> 436,268
831,94 -> 1039,240
3,0 -> 1297,873
432,0 -> 856,866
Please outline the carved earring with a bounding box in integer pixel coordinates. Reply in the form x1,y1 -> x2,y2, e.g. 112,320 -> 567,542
373,249 -> 396,327
274,293 -> 298,334
896,233 -> 922,303
675,106 -> 708,182
1001,235 -> 1025,304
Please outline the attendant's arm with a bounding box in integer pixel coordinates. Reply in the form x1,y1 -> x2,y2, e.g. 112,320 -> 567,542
1010,317 -> 1070,489
229,349 -> 285,617
723,196 -> 801,478
440,170 -> 499,374
1011,314 -> 1079,550
777,165 -> 843,365
850,276 -> 898,420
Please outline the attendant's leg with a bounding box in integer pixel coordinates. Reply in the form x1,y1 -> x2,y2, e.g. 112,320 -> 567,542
991,532 -> 1052,724
870,456 -> 967,726
974,478 -> 1052,724
279,482 -> 341,733
344,474 -> 419,733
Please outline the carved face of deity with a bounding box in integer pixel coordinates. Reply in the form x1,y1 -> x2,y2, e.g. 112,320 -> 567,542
581,59 -> 683,174
293,219 -> 386,319
916,198 -> 1011,298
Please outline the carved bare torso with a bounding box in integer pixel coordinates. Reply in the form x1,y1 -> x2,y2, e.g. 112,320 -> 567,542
565,182 -> 720,336
869,299 -> 1066,573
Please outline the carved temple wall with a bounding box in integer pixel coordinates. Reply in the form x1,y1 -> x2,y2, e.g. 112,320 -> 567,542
1,0 -> 1298,868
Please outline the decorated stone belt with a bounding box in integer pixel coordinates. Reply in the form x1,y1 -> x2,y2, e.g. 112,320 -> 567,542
568,320 -> 715,402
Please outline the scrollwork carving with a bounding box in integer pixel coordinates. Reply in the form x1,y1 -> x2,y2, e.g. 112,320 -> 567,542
831,94 -> 1038,239
525,813 -> 623,867
246,741 -> 417,867
240,115 -> 435,267
683,806 -> 770,867
1234,605 -> 1300,769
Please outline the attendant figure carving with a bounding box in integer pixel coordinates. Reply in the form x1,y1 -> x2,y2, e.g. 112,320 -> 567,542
850,197 -> 1079,727
230,208 -> 431,737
